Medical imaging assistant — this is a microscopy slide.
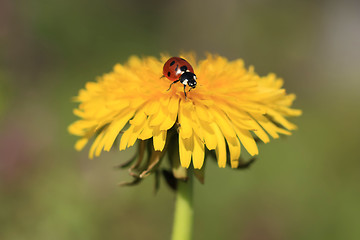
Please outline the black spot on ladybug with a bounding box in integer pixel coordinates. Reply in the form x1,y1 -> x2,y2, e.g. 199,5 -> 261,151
180,66 -> 187,72
167,72 -> 171,77
175,65 -> 179,72
170,61 -> 175,66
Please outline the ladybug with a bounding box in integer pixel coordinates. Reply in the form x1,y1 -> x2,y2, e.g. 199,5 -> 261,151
162,57 -> 197,98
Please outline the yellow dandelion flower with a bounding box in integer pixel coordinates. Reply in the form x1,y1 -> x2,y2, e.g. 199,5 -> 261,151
68,53 -> 301,171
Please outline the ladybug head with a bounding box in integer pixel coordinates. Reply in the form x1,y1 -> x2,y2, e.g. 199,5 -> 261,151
180,72 -> 197,88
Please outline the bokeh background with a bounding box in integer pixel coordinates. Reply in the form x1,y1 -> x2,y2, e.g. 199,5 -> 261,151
1,0 -> 360,239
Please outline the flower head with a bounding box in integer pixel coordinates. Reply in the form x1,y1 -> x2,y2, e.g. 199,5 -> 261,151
69,53 -> 301,174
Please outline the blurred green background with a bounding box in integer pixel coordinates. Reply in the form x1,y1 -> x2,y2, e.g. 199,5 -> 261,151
1,0 -> 360,239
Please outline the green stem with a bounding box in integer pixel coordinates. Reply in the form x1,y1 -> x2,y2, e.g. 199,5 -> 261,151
171,170 -> 194,240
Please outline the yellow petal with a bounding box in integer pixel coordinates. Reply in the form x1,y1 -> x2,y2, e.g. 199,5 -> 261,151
192,135 -> 205,169
127,125 -> 144,148
227,136 -> 241,168
89,131 -> 105,159
168,96 -> 180,114
105,99 -> 130,111
103,111 -> 135,151
129,109 -> 147,126
75,138 -> 88,151
250,120 -> 270,143
187,110 -> 203,140
209,108 -> 237,141
73,108 -> 86,118
211,123 -> 226,168
266,108 -> 297,130
199,120 -> 217,150
273,126 -> 292,135
195,104 -> 211,122
138,119 -> 153,140
159,112 -> 176,131
149,106 -> 167,127
144,101 -> 160,115
68,120 -> 96,136
254,114 -> 280,139
119,127 -> 133,150
130,98 -> 146,109
179,131 -> 193,168
234,126 -> 258,156
153,129 -> 167,151
178,101 -> 193,139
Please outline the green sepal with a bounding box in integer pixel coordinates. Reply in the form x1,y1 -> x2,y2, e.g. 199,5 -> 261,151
193,163 -> 205,184
235,157 -> 257,170
154,169 -> 161,194
118,177 -> 142,186
162,169 -> 177,191
139,150 -> 163,178
166,130 -> 188,180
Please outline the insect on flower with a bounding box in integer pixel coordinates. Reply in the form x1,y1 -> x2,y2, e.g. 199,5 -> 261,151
69,53 -> 302,170
163,57 -> 197,98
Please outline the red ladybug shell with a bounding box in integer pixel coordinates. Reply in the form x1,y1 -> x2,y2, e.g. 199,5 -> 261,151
163,57 -> 194,81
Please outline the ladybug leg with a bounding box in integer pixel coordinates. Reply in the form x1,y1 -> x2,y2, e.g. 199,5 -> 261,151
183,85 -> 187,99
167,80 -> 180,91
160,75 -> 165,79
